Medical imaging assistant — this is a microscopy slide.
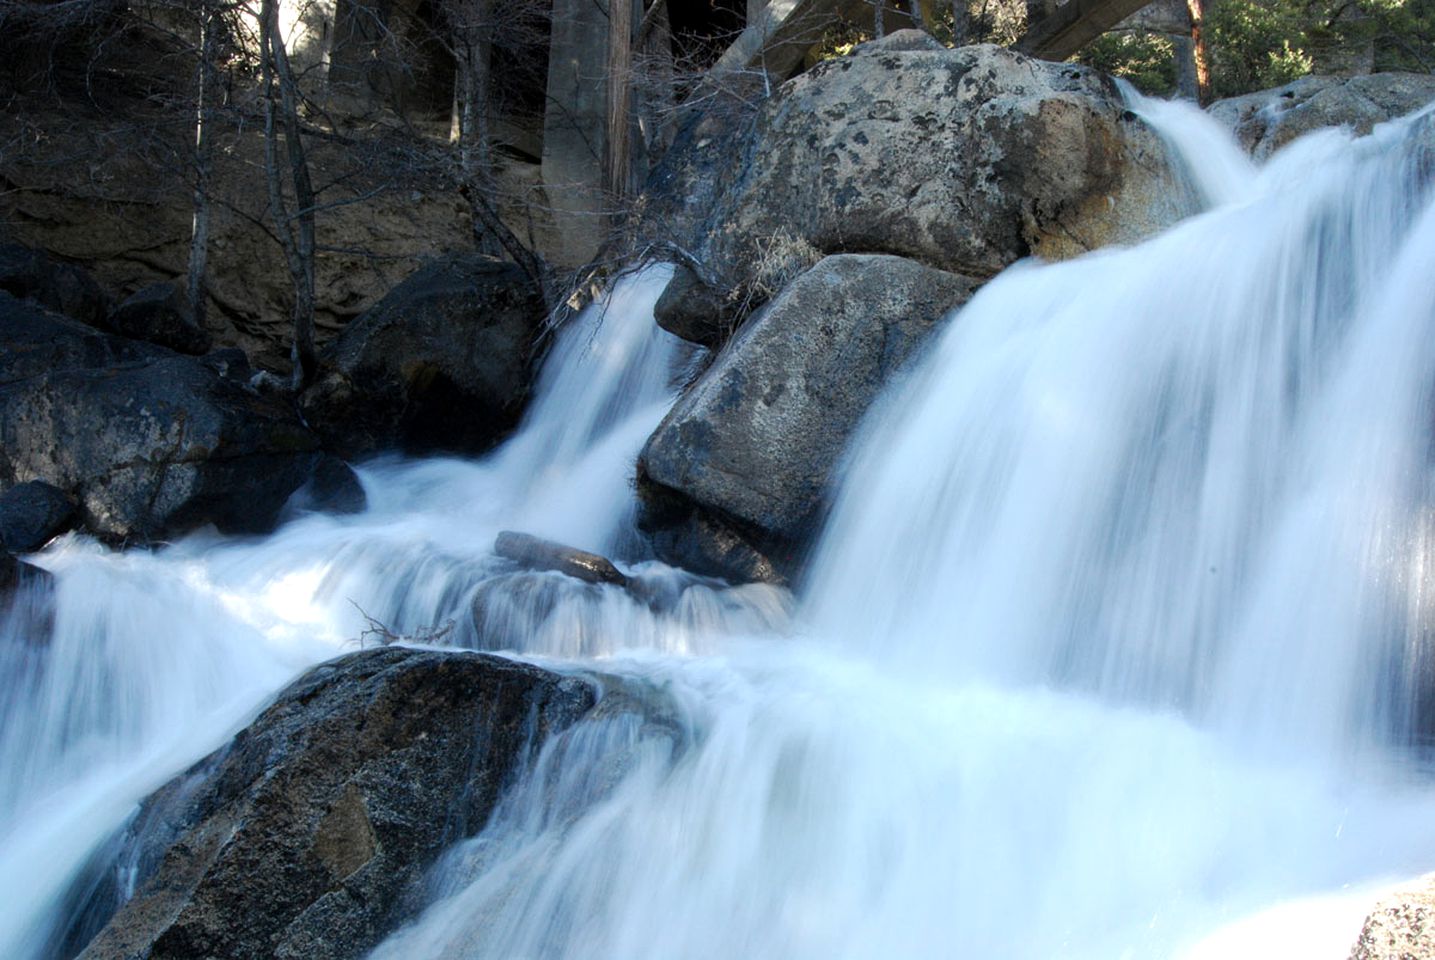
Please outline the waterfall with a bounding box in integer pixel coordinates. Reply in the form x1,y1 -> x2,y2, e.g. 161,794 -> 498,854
0,264 -> 787,959
5,93 -> 1435,960
367,99 -> 1435,958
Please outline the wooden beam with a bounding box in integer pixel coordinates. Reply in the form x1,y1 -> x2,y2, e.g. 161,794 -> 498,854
711,0 -> 870,81
1016,0 -> 1155,61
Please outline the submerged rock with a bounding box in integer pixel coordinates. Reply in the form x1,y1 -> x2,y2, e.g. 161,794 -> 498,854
641,39 -> 1187,345
71,646 -> 596,960
1209,73 -> 1435,159
300,255 -> 546,458
0,292 -> 349,542
639,254 -> 978,583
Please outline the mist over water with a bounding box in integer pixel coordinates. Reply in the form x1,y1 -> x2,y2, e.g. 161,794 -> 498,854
4,95 -> 1435,960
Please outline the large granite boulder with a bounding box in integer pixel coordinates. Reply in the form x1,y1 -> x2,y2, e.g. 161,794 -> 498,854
70,647 -> 596,960
638,36 -> 1188,346
0,242 -> 111,328
1209,73 -> 1435,159
300,255 -> 546,458
0,292 -> 354,541
639,254 -> 978,583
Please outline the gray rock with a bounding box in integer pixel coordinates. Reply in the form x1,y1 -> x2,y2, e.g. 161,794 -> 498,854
654,262 -> 728,347
107,282 -> 212,356
1209,73 -> 1435,158
639,254 -> 978,583
640,42 -> 1187,344
0,243 -> 111,328
1349,875 -> 1435,960
300,255 -> 545,458
283,455 -> 368,518
495,530 -> 630,586
0,480 -> 76,553
71,646 -> 596,960
0,292 -> 331,542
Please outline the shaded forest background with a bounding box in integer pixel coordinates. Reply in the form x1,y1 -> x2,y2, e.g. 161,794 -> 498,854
0,0 -> 1430,379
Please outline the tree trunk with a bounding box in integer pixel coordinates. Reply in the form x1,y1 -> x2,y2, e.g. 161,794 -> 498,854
456,15 -> 501,258
605,0 -> 634,203
875,0 -> 886,37
910,0 -> 934,31
260,0 -> 318,391
951,0 -> 968,44
186,0 -> 217,331
1186,0 -> 1212,104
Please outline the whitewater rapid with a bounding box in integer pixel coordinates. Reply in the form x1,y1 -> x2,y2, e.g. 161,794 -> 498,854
4,91 -> 1435,959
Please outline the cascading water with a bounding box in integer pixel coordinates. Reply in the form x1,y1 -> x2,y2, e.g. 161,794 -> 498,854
4,90 -> 1435,960
0,264 -> 788,958
362,99 -> 1435,959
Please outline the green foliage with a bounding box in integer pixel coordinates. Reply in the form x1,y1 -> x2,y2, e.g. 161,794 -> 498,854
1078,0 -> 1434,100
1079,30 -> 1179,95
1207,0 -> 1314,98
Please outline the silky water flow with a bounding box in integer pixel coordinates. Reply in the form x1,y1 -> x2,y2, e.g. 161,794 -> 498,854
5,92 -> 1435,960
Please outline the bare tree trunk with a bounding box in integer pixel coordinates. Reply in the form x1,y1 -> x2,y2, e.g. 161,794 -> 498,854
186,0 -> 217,330
951,0 -> 968,44
1186,0 -> 1212,104
874,0 -> 886,37
605,0 -> 633,203
260,0 -> 318,390
910,0 -> 933,31
456,12 -> 501,257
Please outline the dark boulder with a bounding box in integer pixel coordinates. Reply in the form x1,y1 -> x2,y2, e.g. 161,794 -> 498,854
638,254 -> 978,583
106,282 -> 212,355
284,455 -> 368,518
0,291 -> 343,542
300,255 -> 546,459
0,551 -> 52,596
72,646 -> 596,960
0,243 -> 111,328
653,262 -> 728,348
0,480 -> 76,552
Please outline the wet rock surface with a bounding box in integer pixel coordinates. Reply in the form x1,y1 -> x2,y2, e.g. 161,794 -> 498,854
71,646 -> 597,960
496,530 -> 631,586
